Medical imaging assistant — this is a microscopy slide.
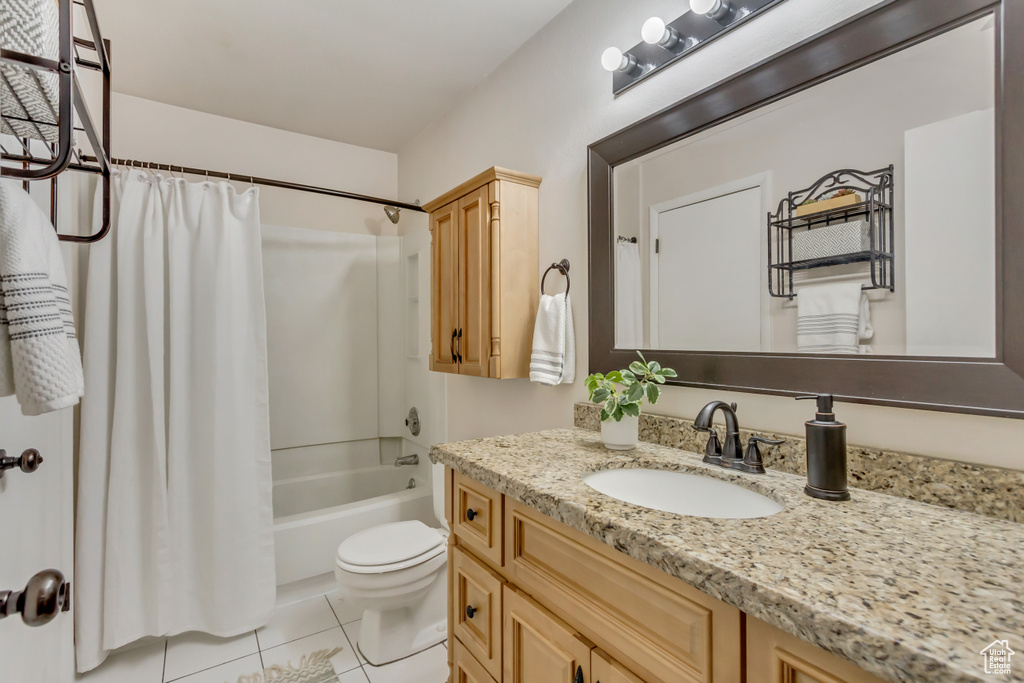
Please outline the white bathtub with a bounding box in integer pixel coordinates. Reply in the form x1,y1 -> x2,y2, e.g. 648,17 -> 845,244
272,443 -> 435,586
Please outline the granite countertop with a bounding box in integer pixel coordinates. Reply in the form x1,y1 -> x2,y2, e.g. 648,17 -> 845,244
430,428 -> 1024,683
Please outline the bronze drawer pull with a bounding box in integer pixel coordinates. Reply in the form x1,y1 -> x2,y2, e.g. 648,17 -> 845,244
465,605 -> 477,619
465,508 -> 477,521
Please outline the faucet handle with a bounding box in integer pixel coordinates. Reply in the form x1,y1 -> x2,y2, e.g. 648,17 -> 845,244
740,435 -> 785,474
701,428 -> 722,464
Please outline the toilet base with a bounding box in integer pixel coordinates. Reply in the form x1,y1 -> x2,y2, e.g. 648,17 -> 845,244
354,568 -> 447,666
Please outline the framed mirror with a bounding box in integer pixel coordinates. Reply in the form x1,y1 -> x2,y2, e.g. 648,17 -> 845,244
588,0 -> 1024,418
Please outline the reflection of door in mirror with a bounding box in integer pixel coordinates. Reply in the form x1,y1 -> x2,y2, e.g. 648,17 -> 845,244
612,16 -> 995,357
649,181 -> 768,351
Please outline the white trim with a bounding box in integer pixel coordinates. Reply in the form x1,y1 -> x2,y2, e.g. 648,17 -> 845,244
647,173 -> 772,350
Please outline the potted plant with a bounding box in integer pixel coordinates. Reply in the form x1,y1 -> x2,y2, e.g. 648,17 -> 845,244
585,352 -> 677,450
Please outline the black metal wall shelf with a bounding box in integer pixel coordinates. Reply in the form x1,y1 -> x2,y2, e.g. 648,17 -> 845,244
767,166 -> 895,299
0,0 -> 111,243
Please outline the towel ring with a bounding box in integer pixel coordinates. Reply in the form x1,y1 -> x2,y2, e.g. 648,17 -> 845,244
541,259 -> 571,296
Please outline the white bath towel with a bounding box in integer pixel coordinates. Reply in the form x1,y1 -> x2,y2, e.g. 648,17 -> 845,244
0,179 -> 84,414
796,282 -> 873,354
530,292 -> 575,385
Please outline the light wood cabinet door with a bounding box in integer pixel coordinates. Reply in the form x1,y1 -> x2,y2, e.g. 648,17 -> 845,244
430,200 -> 459,374
593,649 -> 646,683
457,185 -> 491,377
746,616 -> 888,683
454,638 -> 499,683
503,586 -> 592,683
452,547 -> 504,680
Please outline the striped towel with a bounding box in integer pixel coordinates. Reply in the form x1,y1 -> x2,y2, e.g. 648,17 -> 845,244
529,292 -> 575,385
0,180 -> 84,414
796,283 -> 873,354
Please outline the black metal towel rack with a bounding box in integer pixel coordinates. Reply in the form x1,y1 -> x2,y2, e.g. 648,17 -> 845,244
0,0 -> 112,242
541,259 -> 571,296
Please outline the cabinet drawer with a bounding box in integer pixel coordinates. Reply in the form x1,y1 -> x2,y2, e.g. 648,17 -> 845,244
504,499 -> 741,683
454,472 -> 503,566
453,546 -> 504,680
453,637 -> 499,683
746,615 -> 888,683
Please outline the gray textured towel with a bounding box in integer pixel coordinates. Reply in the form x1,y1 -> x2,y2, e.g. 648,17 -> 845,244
0,180 -> 83,414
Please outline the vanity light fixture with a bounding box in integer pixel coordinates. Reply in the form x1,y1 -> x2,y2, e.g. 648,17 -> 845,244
601,46 -> 640,74
604,0 -> 787,96
690,0 -> 731,22
641,17 -> 681,50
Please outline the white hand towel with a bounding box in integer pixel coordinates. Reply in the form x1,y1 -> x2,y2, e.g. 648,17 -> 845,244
530,292 -> 575,385
0,180 -> 84,414
796,282 -> 872,354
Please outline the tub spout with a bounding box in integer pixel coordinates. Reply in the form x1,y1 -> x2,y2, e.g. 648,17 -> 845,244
394,454 -> 419,467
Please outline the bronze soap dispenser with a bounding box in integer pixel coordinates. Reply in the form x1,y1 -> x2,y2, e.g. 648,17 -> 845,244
796,394 -> 850,501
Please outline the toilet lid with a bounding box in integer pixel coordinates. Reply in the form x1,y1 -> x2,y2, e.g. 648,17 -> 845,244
336,520 -> 444,567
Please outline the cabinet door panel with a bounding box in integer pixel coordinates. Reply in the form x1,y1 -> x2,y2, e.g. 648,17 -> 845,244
746,616 -> 888,683
430,201 -> 459,373
593,649 -> 646,683
454,636 -> 499,683
503,586 -> 591,683
458,185 -> 491,377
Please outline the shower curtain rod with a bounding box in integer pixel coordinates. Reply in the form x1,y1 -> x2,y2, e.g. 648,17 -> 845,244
77,155 -> 426,212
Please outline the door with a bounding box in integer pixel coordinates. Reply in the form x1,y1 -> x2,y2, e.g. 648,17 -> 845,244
592,649 -> 646,683
457,186 -> 491,377
0,398 -> 75,682
430,200 -> 460,373
503,585 -> 592,683
650,185 -> 765,351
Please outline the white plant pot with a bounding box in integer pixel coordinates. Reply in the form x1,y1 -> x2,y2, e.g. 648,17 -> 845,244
601,415 -> 639,451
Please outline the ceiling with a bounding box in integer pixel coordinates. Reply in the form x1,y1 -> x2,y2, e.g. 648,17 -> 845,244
92,0 -> 573,152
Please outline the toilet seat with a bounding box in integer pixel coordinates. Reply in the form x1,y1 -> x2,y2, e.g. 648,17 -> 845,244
336,520 -> 446,574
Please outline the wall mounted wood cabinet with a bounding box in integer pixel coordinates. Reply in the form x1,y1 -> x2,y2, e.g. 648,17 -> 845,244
424,168 -> 540,379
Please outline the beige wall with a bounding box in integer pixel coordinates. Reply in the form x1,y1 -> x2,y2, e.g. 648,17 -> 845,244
397,0 -> 1024,471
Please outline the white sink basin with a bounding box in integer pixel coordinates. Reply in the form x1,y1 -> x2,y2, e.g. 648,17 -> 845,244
583,468 -> 784,519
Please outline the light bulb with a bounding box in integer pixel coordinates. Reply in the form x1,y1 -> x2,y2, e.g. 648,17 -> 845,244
689,0 -> 729,20
642,16 -> 680,49
642,17 -> 666,44
601,46 -> 625,72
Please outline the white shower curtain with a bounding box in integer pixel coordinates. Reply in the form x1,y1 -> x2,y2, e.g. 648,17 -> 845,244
75,170 -> 275,672
615,240 -> 643,347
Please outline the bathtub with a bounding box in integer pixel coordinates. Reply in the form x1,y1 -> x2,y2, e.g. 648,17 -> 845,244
273,462 -> 436,586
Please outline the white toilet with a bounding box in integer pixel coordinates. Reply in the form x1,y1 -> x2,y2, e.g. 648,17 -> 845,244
333,465 -> 449,665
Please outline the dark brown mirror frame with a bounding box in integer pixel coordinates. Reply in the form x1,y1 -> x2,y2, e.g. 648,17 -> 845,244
588,0 -> 1024,419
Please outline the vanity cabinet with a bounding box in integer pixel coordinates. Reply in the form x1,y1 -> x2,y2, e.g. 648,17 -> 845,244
444,468 -> 739,683
445,467 -> 894,683
424,168 -> 541,379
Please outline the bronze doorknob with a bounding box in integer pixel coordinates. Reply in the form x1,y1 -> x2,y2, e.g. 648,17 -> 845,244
0,569 -> 70,627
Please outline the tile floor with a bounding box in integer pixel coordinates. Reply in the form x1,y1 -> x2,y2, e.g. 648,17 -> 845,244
78,590 -> 449,683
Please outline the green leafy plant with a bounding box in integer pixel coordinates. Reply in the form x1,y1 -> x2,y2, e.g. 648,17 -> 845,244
585,351 -> 677,422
